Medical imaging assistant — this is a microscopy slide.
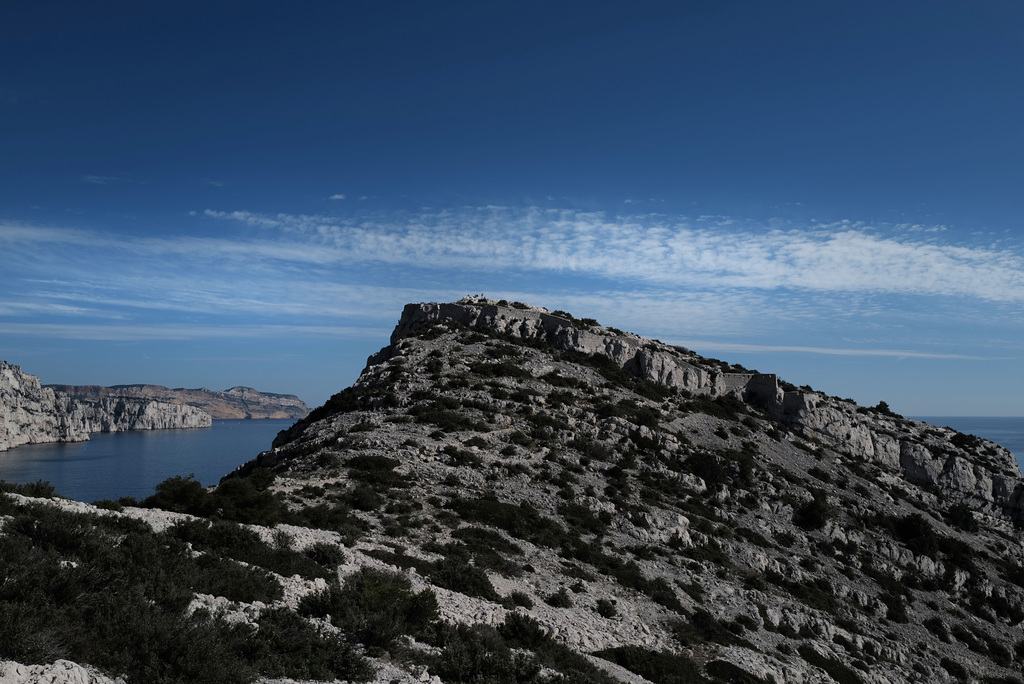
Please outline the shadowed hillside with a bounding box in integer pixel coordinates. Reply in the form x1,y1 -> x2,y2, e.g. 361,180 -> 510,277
3,297 -> 1023,684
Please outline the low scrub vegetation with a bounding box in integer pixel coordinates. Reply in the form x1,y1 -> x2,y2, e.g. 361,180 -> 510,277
0,495 -> 372,683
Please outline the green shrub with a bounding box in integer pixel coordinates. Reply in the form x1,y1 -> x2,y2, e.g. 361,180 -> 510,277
169,518 -> 331,580
545,587 -> 574,608
798,645 -> 863,684
940,657 -> 968,680
945,503 -> 979,533
508,591 -> 534,608
596,598 -> 618,618
497,613 -> 616,682
705,660 -> 769,683
443,444 -> 484,467
428,622 -> 540,684
793,489 -> 833,531
0,502 -> 370,684
242,608 -> 373,681
285,501 -> 366,543
143,474 -> 216,516
594,645 -> 704,684
298,568 -> 437,654
304,541 -> 346,569
0,479 -> 56,498
347,455 -> 408,489
346,484 -> 384,511
448,495 -> 569,549
429,557 -> 500,601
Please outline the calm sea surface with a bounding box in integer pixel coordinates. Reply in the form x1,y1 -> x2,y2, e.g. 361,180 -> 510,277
0,419 -> 294,503
914,416 -> 1024,473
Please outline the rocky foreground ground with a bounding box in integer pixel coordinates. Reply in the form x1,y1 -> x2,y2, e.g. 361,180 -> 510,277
2,297 -> 1024,683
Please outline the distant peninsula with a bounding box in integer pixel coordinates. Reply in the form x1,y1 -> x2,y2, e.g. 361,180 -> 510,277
47,383 -> 309,420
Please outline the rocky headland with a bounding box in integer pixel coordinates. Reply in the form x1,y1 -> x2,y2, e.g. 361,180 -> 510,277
47,384 -> 309,420
0,361 -> 211,452
3,297 -> 1024,684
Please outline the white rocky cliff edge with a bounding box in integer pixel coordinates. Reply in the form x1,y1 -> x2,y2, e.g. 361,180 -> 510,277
377,297 -> 1024,515
0,361 -> 211,452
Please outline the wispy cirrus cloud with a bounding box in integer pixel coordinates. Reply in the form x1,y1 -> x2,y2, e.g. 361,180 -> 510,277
82,174 -> 119,185
197,207 -> 1024,303
2,206 -> 1023,355
0,322 -> 389,341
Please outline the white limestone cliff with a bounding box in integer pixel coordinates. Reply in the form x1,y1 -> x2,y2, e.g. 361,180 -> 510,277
380,297 -> 1024,514
0,361 -> 212,452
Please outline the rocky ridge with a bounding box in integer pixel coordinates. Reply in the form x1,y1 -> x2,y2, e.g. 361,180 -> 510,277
3,297 -> 1024,684
47,384 -> 309,420
1,361 -> 211,452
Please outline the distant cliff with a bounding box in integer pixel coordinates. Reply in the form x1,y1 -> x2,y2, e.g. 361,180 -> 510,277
47,384 -> 309,420
1,361 -> 211,452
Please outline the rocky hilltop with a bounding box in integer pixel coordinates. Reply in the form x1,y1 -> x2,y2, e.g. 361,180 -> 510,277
47,383 -> 309,420
1,361 -> 211,452
3,297 -> 1024,684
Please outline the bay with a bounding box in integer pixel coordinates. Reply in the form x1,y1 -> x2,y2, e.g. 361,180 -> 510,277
914,416 -> 1024,474
0,419 -> 294,503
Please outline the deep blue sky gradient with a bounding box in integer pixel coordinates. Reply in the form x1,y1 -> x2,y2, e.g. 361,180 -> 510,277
3,1 -> 1024,414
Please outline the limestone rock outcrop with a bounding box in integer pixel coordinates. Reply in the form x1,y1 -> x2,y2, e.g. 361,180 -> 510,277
0,659 -> 123,684
47,383 -> 308,420
1,361 -> 89,451
235,297 -> 1024,684
1,361 -> 212,452
377,297 -> 1024,513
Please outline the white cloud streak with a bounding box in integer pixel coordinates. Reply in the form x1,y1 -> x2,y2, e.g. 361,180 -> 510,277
3,207 -> 1023,353
0,322 -> 389,341
194,207 -> 1024,303
8,210 -> 1020,305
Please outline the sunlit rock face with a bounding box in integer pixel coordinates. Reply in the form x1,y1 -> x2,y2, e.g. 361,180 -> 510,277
1,360 -> 212,452
379,297 -> 1024,512
47,383 -> 309,420
0,360 -> 90,451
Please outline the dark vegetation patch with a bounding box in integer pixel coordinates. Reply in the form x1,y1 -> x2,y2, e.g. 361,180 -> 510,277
168,518 -> 333,580
467,360 -> 533,380
797,645 -> 863,684
681,394 -> 748,421
0,480 -> 57,498
793,488 -> 833,531
423,612 -> 616,684
448,495 -> 568,549
594,645 -> 705,684
139,471 -> 367,544
408,401 -> 487,432
0,496 -> 372,684
672,609 -> 750,649
298,567 -> 437,655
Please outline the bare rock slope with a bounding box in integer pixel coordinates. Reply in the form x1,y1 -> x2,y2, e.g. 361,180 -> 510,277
4,297 -> 1024,684
48,384 -> 309,420
246,297 -> 1024,683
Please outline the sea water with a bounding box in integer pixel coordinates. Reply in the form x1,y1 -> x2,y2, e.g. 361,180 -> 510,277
0,419 -> 294,503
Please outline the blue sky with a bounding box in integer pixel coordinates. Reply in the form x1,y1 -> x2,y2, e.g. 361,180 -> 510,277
2,1 -> 1024,416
